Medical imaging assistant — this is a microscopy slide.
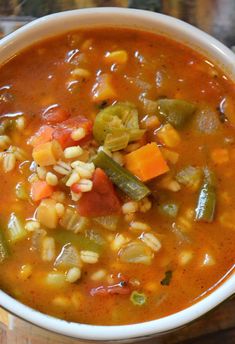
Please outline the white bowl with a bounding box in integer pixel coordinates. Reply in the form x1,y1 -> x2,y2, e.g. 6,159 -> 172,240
0,7 -> 234,343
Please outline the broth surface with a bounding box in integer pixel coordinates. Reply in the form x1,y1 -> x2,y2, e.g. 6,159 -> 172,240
0,28 -> 234,325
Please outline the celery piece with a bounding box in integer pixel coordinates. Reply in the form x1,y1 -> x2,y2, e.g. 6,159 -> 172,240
8,213 -> 27,243
104,131 -> 129,152
176,166 -> 202,190
130,291 -> 147,306
93,102 -> 145,144
93,151 -> 150,201
0,230 -> 9,262
195,168 -> 216,222
156,99 -> 196,129
93,215 -> 119,231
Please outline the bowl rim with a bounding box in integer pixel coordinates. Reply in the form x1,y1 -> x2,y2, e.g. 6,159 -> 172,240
0,7 -> 234,341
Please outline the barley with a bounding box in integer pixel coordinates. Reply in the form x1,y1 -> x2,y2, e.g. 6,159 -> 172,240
71,68 -> 91,79
53,161 -> 71,175
19,264 -> 32,280
66,171 -> 80,187
41,237 -> 55,262
0,135 -> 11,149
3,153 -> 16,172
64,146 -> 83,159
130,221 -> 150,232
75,166 -> 93,179
111,234 -> 129,251
177,216 -> 192,232
55,203 -> 65,217
71,191 -> 82,201
46,172 -> 58,186
80,250 -> 99,264
112,151 -> 124,166
139,197 -> 152,213
13,147 -> 27,161
140,233 -> 161,252
51,191 -> 65,203
161,147 -> 179,164
77,179 -> 93,192
71,161 -> 95,173
160,177 -> 181,192
122,201 -> 139,214
25,220 -> 40,232
179,250 -> 194,265
71,127 -> 86,141
15,116 -> 25,131
37,166 -> 47,180
66,267 -> 81,283
90,269 -> 107,281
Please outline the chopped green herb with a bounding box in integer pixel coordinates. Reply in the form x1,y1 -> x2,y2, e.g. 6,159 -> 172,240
161,270 -> 173,286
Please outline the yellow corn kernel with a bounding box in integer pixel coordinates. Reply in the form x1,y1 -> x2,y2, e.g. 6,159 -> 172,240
104,50 -> 128,64
156,124 -> 181,148
33,140 -> 63,167
92,74 -> 116,102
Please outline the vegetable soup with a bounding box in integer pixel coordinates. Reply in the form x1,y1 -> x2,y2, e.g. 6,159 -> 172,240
0,28 -> 234,325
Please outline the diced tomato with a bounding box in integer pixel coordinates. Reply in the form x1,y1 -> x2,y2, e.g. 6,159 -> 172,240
31,181 -> 54,202
53,115 -> 93,148
76,168 -> 121,217
29,125 -> 54,147
42,106 -> 70,124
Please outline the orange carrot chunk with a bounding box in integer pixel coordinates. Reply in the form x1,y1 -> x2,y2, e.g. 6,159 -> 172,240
125,142 -> 169,182
31,181 -> 54,202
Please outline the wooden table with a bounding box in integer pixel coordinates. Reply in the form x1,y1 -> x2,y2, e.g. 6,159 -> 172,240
0,297 -> 234,343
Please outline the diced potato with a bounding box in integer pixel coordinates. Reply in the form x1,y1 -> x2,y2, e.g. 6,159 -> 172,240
92,74 -> 116,102
104,50 -> 128,64
36,199 -> 59,229
156,124 -> 181,148
160,148 -> 179,164
32,140 -> 63,166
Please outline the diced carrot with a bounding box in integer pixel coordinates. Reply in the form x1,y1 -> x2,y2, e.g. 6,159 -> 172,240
29,125 -> 54,147
211,148 -> 229,164
76,168 -> 121,217
53,116 -> 93,149
92,74 -> 116,102
42,106 -> 70,124
125,142 -> 169,182
31,181 -> 54,202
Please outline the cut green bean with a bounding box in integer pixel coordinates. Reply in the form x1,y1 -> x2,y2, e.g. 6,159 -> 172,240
93,151 -> 150,201
156,99 -> 196,129
195,168 -> 216,222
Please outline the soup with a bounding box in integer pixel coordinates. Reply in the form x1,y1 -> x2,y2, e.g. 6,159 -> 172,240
0,28 -> 234,326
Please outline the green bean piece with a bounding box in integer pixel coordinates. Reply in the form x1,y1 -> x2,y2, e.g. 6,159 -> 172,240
93,151 -> 151,201
130,291 -> 147,306
159,203 -> 179,218
195,168 -> 216,222
0,230 -> 9,263
156,99 -> 196,129
93,102 -> 145,144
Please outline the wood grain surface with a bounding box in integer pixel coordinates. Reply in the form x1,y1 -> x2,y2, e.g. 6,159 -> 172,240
0,297 -> 234,343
